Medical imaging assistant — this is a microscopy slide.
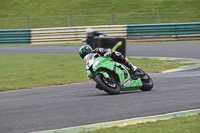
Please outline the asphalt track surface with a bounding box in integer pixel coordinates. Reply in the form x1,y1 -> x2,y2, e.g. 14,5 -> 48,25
0,43 -> 200,133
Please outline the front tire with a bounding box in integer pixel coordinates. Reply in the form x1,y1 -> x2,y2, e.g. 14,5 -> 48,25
95,74 -> 120,95
140,71 -> 153,91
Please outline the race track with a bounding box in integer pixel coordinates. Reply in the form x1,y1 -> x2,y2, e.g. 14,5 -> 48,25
0,43 -> 200,133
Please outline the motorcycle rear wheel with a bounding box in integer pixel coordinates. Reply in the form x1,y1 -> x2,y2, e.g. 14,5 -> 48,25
95,74 -> 120,95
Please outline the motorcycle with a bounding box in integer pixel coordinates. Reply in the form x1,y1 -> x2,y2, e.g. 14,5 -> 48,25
84,53 -> 153,95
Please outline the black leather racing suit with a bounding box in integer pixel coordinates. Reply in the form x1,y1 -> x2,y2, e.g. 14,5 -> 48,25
92,48 -> 135,70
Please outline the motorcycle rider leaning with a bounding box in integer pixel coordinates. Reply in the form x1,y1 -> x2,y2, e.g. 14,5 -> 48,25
79,45 -> 137,78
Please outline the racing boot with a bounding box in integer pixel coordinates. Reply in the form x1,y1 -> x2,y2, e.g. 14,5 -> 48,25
123,59 -> 137,72
123,59 -> 138,79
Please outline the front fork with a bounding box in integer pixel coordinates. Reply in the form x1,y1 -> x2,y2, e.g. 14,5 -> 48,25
98,71 -> 110,79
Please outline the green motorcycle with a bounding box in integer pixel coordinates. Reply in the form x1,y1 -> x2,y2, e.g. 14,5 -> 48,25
84,53 -> 153,95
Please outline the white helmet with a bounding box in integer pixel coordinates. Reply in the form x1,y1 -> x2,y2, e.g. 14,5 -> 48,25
86,28 -> 94,34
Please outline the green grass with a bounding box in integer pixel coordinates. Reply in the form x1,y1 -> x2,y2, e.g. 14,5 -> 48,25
0,0 -> 200,29
79,114 -> 200,133
31,43 -> 83,46
0,43 -> 82,47
0,54 -> 182,91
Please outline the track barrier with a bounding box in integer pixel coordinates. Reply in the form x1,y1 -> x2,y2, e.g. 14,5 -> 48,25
0,22 -> 200,45
0,29 -> 31,45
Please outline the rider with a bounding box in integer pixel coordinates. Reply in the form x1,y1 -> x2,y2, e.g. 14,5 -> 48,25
79,45 -> 137,78
82,28 -> 107,48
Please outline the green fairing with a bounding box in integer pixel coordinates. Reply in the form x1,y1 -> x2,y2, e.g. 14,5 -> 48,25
79,48 -> 83,55
86,54 -> 142,91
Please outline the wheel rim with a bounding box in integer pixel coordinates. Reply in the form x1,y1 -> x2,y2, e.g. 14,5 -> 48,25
102,76 -> 118,89
141,75 -> 150,83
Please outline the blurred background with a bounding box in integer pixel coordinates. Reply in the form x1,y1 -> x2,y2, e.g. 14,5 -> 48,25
0,0 -> 200,29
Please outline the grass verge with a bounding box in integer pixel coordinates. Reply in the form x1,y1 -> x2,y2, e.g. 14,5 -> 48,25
0,54 -> 182,91
79,113 -> 200,133
0,43 -> 82,47
0,0 -> 200,29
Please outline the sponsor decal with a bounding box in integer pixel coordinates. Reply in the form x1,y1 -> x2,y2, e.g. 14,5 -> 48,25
130,81 -> 137,86
112,62 -> 116,72
103,61 -> 108,64
121,78 -> 131,87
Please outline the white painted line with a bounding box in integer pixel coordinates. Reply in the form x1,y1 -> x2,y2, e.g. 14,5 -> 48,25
129,56 -> 200,62
30,108 -> 200,133
151,65 -> 200,75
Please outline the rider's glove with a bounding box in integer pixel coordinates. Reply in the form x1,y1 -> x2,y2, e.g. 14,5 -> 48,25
86,70 -> 92,78
104,49 -> 112,57
82,38 -> 87,45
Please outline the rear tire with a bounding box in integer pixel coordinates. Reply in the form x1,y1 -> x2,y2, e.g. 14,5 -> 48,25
95,74 -> 120,95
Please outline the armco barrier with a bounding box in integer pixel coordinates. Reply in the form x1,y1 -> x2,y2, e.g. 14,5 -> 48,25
127,34 -> 200,42
0,29 -> 31,45
127,22 -> 200,36
31,25 -> 127,44
1,22 -> 200,45
127,22 -> 200,42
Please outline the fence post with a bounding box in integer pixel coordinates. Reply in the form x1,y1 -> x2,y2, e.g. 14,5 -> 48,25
68,15 -> 71,27
111,14 -> 114,25
26,16 -> 29,29
157,12 -> 161,23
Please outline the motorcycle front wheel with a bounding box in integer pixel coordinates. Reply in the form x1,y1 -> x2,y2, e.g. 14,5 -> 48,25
139,69 -> 153,91
95,74 -> 120,95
